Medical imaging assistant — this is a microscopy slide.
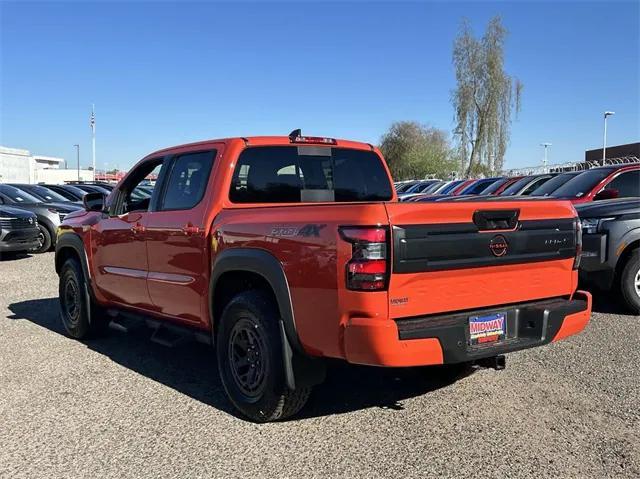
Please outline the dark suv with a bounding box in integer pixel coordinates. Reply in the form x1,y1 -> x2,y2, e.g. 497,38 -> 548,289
577,198 -> 640,313
0,205 -> 40,255
0,184 -> 81,253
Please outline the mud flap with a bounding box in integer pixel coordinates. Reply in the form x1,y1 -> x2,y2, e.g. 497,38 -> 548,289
279,319 -> 326,390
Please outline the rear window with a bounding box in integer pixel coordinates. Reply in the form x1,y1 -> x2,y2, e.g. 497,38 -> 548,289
552,168 -> 616,198
229,146 -> 393,203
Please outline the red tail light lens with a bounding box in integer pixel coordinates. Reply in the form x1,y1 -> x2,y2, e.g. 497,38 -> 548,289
339,227 -> 389,291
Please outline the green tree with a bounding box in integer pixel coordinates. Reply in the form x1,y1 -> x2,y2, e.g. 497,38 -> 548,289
380,121 -> 456,180
452,16 -> 523,175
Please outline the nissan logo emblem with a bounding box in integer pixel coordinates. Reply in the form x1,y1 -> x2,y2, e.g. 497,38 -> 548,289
489,234 -> 508,257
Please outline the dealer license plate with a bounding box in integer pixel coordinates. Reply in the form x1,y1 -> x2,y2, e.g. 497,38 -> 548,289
469,312 -> 506,345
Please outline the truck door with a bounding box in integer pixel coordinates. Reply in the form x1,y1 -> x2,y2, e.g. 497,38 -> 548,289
144,148 -> 218,327
92,158 -> 164,309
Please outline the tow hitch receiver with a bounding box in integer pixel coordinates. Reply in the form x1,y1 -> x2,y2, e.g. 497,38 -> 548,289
475,355 -> 506,370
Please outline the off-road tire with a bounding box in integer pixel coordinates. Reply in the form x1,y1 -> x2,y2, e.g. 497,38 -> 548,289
620,250 -> 640,314
59,258 -> 109,339
216,290 -> 311,422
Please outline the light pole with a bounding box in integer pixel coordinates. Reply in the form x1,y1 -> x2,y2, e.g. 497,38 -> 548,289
540,143 -> 552,172
74,144 -> 80,181
603,111 -> 615,163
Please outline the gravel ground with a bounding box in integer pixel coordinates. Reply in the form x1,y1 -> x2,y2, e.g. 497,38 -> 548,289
0,252 -> 638,478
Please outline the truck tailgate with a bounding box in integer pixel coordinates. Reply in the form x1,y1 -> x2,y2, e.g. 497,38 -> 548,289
385,199 -> 579,319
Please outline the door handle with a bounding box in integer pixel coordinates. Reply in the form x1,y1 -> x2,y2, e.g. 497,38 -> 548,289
182,224 -> 200,235
131,223 -> 146,234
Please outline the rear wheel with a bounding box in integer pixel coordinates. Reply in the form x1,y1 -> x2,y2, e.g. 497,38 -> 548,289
216,290 -> 311,422
59,258 -> 109,339
33,225 -> 52,253
620,250 -> 640,314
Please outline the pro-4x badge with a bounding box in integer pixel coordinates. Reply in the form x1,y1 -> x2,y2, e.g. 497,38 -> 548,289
271,224 -> 327,238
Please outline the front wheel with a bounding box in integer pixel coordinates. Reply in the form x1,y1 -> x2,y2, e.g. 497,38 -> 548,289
216,290 -> 311,422
620,250 -> 640,314
32,225 -> 52,253
59,258 -> 109,339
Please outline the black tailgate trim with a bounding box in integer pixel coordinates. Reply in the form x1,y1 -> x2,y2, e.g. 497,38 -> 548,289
393,218 -> 576,273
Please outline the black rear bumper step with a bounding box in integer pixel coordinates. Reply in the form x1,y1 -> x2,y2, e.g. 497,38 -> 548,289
395,296 -> 588,363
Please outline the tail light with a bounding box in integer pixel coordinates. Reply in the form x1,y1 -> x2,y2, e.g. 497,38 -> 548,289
573,217 -> 582,270
339,226 -> 389,291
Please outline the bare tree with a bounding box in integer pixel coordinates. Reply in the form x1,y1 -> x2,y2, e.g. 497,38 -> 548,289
452,16 -> 522,175
380,121 -> 456,180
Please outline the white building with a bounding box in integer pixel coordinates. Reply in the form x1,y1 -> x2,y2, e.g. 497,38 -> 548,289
0,146 -> 33,183
0,145 -> 93,184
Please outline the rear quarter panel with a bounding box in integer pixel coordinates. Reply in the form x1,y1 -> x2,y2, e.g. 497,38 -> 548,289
214,203 -> 390,359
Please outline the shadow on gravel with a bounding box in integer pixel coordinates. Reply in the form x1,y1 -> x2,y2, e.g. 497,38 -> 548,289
7,297 -> 474,421
0,252 -> 33,262
588,288 -> 635,316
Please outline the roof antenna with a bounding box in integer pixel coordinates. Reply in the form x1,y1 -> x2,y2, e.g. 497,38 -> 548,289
289,129 -> 302,141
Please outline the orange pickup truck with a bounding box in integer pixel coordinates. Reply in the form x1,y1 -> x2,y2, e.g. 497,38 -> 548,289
55,131 -> 591,421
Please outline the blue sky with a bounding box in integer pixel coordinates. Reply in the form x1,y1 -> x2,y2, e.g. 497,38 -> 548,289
1,1 -> 638,171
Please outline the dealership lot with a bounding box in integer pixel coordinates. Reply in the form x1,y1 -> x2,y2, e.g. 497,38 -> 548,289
1,253 -> 638,478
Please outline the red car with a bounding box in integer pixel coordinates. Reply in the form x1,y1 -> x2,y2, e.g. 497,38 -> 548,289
551,165 -> 640,204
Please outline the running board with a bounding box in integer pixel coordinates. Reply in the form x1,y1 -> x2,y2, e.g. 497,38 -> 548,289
105,308 -> 212,347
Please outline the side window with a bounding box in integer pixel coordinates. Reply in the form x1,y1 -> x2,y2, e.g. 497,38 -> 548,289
111,159 -> 163,216
606,170 -> 640,198
160,150 -> 215,211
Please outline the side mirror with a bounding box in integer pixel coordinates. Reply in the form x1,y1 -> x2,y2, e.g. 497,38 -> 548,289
83,192 -> 106,212
593,188 -> 619,201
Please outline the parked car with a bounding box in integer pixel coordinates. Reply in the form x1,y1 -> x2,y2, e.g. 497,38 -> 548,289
56,131 -> 590,422
577,198 -> 640,312
71,183 -> 112,196
550,165 -> 640,204
529,171 -> 582,197
499,174 -> 556,196
411,179 -> 467,201
479,176 -> 523,196
9,183 -> 79,206
450,179 -> 477,195
0,184 -> 81,253
457,177 -> 503,195
43,184 -> 89,202
398,179 -> 441,200
395,180 -> 420,193
0,205 -> 40,256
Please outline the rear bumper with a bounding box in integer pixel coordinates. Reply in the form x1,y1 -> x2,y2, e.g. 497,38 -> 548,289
343,291 -> 592,367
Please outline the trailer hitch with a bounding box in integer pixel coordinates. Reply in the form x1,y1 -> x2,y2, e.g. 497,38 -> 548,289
475,355 -> 506,370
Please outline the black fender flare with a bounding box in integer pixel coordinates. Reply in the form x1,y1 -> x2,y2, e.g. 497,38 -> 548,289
55,231 -> 97,324
210,248 -> 325,390
210,248 -> 302,352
